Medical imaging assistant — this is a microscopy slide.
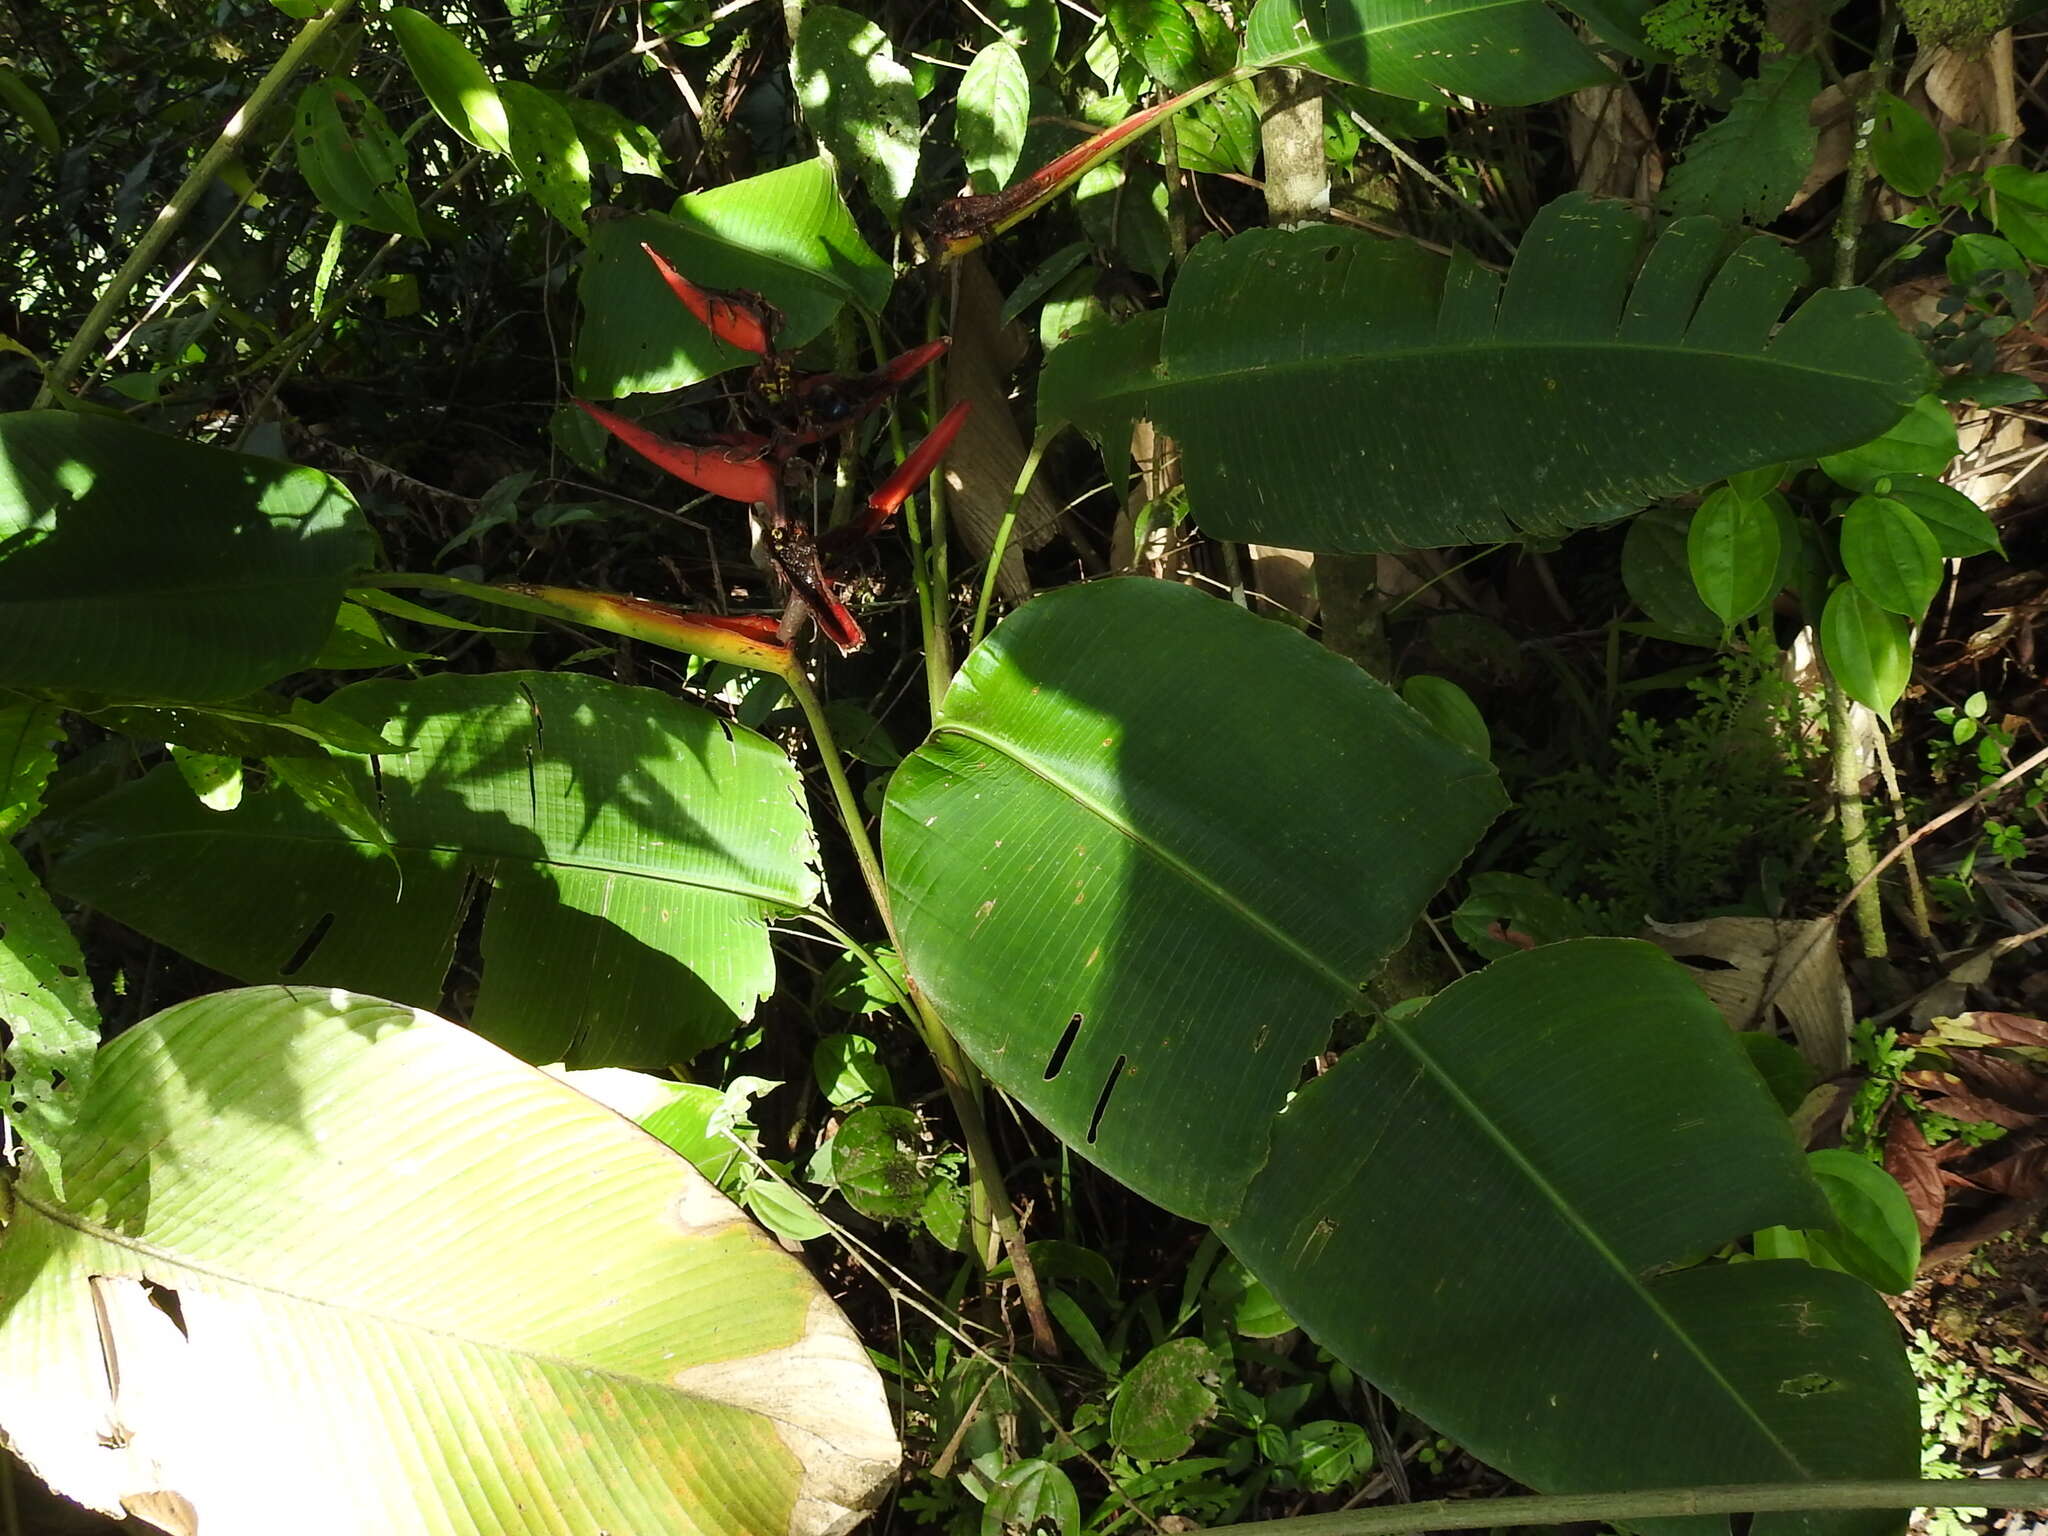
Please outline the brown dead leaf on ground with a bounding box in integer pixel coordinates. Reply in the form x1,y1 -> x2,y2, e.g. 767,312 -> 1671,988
1885,1110 -> 1949,1239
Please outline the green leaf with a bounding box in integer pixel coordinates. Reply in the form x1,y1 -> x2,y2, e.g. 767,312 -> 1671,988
1803,1150 -> 1921,1294
821,944 -> 908,1014
0,63 -> 61,153
1175,80 -> 1261,176
0,843 -> 98,1200
983,1458 -> 1081,1536
52,672 -> 818,1068
550,1067 -> 759,1194
0,412 -> 371,701
1111,1338 -> 1218,1459
1217,942 -> 1917,1534
1242,0 -> 1614,104
1112,198 -> 1928,551
958,41 -> 1031,192
573,160 -> 890,398
500,81 -> 591,238
1399,675 -> 1491,760
387,7 -> 511,155
792,8 -> 921,224
1882,474 -> 2002,557
885,580 -> 1504,1218
1736,1031 -> 1813,1116
1686,485 -> 1782,625
169,745 -> 243,810
1818,394 -> 1958,490
1840,494 -> 1943,617
1984,164 -> 2048,265
1870,91 -> 1943,197
0,696 -> 62,836
560,93 -> 667,180
1820,582 -> 1912,714
1945,232 -> 2025,286
292,77 -> 423,238
976,0 -> 1060,77
814,1032 -> 893,1107
1660,54 -> 1822,227
0,987 -> 897,1531
831,1104 -> 926,1219
1106,0 -> 1204,92
1623,503 -> 1722,639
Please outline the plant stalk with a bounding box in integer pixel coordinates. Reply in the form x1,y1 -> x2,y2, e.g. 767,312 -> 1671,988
784,668 -> 1057,1355
35,1 -> 358,406
1206,1480 -> 2048,1536
1824,672 -> 1888,957
970,431 -> 1051,649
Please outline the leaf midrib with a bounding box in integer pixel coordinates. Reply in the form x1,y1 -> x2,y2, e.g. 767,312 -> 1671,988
11,1183 -> 769,1412
1371,1002 -> 1816,1476
932,717 -> 1813,1473
82,817 -> 810,911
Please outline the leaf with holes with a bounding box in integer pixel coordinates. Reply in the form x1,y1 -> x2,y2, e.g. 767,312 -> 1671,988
0,987 -> 897,1533
887,581 -> 1915,1525
792,7 -> 921,224
830,1105 -> 926,1219
884,579 -> 1505,1218
0,412 -> 372,701
1041,196 -> 1929,552
500,81 -> 592,237
1111,1338 -> 1218,1460
0,844 -> 98,1200
292,77 -> 422,237
574,159 -> 890,398
51,671 -> 816,1068
1660,54 -> 1822,227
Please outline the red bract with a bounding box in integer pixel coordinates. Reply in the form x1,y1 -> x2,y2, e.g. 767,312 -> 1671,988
574,399 -> 777,506
640,242 -> 779,357
825,401 -> 975,556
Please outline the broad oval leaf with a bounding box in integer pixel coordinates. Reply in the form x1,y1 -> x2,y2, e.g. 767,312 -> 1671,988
1218,941 -> 1918,1535
0,987 -> 897,1534
1118,197 -> 1928,551
1871,91 -> 1943,197
885,579 -> 1505,1218
983,1459 -> 1081,1536
388,6 -> 510,155
1820,581 -> 1912,714
1106,0 -> 1204,92
832,1104 -> 926,1219
0,412 -> 371,700
1818,393 -> 1958,491
958,40 -> 1031,192
501,80 -> 592,238
1840,494 -> 1943,617
1660,54 -> 1821,228
1110,1338 -> 1218,1460
1243,0 -> 1614,104
574,159 -> 891,398
52,671 -> 817,1067
1880,474 -> 2002,558
292,77 -> 423,237
1805,1149 -> 1921,1294
1622,502 -> 1721,638
792,7 -> 921,224
1686,485 -> 1781,625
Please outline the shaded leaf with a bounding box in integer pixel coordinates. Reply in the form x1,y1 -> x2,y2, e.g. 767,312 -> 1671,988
1660,54 -> 1822,227
1111,1339 -> 1217,1459
292,77 -> 422,237
53,672 -> 817,1068
1106,0 -> 1204,92
1882,1110 -> 1944,1241
792,8 -> 921,223
1882,475 -> 2002,557
1686,485 -> 1781,625
1804,1149 -> 1921,1294
1871,91 -> 1942,197
1117,198 -> 1927,551
1818,394 -> 1958,490
0,413 -> 371,701
831,1104 -> 926,1219
983,1458 -> 1081,1536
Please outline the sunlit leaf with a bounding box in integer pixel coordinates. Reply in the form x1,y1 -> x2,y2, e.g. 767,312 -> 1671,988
958,41 -> 1030,192
792,8 -> 921,223
388,7 -> 510,155
500,80 -> 592,237
1839,494 -> 1942,617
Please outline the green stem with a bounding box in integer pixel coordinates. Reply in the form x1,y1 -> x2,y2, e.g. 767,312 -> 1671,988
784,665 -> 891,931
787,686 -> 1058,1355
1825,668 -> 1889,959
971,431 -> 1051,650
922,286 -> 955,708
35,1 -> 358,405
1830,15 -> 1904,289
1206,1480 -> 2048,1536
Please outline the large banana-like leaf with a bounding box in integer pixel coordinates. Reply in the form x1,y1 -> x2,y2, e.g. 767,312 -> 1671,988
0,987 -> 897,1535
885,581 -> 1917,1529
884,579 -> 1506,1218
1039,196 -> 1931,552
53,671 -> 817,1068
0,412 -> 371,700
1243,0 -> 1614,105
